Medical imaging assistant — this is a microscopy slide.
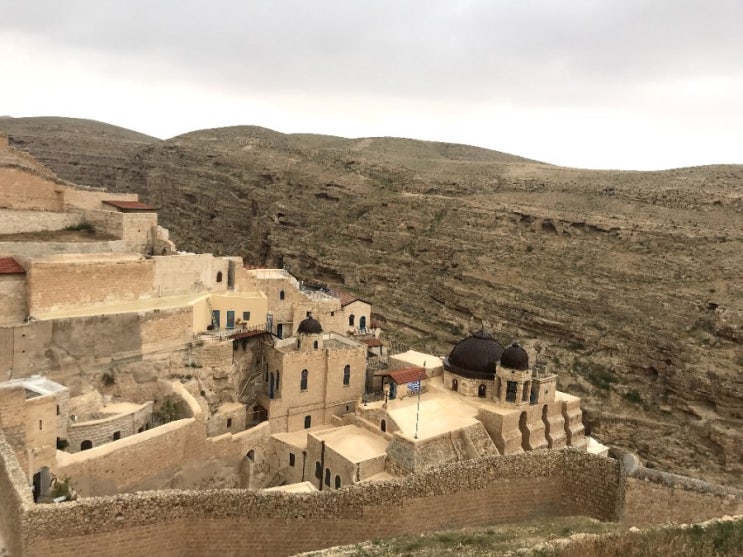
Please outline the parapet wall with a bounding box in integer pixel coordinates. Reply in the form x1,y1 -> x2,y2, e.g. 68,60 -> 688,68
11,448 -> 621,557
0,209 -> 79,234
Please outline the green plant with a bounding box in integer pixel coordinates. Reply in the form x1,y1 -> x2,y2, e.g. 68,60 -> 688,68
623,390 -> 643,405
64,221 -> 95,232
51,476 -> 77,501
153,395 -> 187,425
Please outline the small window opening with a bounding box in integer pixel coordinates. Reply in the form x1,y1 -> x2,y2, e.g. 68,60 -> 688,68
81,440 -> 92,451
56,405 -> 60,416
247,449 -> 255,462
279,290 -> 285,300
315,461 -> 322,479
324,468 -> 331,487
301,369 -> 308,391
216,271 -> 223,283
381,419 -> 387,432
452,378 -> 458,392
478,384 -> 487,398
349,314 -> 355,326
335,475 -> 341,489
39,420 -> 43,430
289,453 -> 296,467
343,364 -> 351,386
227,418 -> 233,428
304,415 -> 311,429
313,340 -> 318,349
113,431 -> 121,441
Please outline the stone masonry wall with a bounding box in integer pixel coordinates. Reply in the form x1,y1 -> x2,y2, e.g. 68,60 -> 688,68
0,168 -> 64,211
0,429 -> 33,557
0,274 -> 27,326
13,449 -> 622,557
623,466 -> 743,526
0,209 -> 79,234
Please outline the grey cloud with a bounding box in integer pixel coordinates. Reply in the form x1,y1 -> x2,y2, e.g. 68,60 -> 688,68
2,0 -> 742,105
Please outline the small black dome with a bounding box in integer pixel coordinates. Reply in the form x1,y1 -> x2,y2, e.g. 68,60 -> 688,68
444,329 -> 505,379
500,342 -> 529,370
297,316 -> 323,334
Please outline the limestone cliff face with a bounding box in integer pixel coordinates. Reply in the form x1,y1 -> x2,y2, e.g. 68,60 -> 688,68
2,116 -> 742,485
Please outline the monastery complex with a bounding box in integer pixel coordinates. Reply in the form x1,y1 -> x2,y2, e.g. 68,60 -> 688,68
1,134 -> 741,557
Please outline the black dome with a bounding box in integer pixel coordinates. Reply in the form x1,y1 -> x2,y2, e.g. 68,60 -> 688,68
444,329 -> 505,379
297,316 -> 323,334
500,343 -> 529,370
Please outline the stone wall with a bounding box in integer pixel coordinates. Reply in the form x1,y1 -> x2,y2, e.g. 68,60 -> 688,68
0,209 -> 79,234
67,402 -> 153,452
0,273 -> 27,325
0,429 -> 33,557
0,168 -> 64,211
14,449 -> 621,557
0,239 -> 129,257
63,190 -> 138,211
623,466 -> 743,526
55,417 -> 270,497
27,254 -> 155,315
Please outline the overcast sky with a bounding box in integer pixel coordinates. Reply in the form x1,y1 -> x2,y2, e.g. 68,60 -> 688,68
1,1 -> 741,170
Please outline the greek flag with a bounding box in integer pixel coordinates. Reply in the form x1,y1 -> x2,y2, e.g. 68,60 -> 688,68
408,380 -> 421,393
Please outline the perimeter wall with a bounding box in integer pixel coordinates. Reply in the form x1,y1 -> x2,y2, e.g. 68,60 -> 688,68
4,447 -> 623,557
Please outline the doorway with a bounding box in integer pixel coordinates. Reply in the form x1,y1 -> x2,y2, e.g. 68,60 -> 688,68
226,310 -> 235,329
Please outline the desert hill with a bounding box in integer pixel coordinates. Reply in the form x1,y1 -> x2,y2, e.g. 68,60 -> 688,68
1,116 -> 742,486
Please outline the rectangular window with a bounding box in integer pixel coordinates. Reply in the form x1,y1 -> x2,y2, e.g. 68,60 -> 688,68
289,453 -> 296,467
39,420 -> 43,430
304,415 -> 311,429
113,431 -> 121,441
243,311 -> 250,321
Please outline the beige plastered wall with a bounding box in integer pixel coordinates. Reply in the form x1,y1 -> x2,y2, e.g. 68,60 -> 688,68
0,168 -> 64,211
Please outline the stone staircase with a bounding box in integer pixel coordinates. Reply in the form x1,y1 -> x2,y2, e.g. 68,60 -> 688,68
461,422 -> 500,458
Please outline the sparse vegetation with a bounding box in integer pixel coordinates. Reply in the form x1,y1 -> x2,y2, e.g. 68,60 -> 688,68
153,395 -> 187,425
64,220 -> 95,232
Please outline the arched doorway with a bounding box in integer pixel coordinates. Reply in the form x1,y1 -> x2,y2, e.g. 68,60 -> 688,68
478,384 -> 487,398
359,316 -> 367,331
452,378 -> 458,392
81,440 -> 93,451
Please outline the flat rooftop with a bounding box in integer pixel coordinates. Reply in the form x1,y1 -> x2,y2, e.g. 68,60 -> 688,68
312,425 -> 388,462
32,292 -> 210,321
273,425 -> 335,450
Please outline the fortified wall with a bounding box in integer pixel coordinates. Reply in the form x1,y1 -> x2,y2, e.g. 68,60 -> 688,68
0,441 -> 622,557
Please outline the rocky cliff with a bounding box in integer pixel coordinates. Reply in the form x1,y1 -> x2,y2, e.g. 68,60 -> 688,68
2,116 -> 742,486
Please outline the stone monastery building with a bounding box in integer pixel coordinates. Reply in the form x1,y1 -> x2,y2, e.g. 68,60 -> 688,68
0,133 -> 594,503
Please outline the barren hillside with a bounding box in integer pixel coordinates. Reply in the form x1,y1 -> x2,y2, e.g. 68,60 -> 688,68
2,116 -> 742,486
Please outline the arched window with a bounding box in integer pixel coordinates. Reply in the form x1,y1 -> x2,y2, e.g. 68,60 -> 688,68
478,384 -> 487,398
313,340 -> 319,349
81,440 -> 92,451
279,290 -> 285,300
349,314 -> 355,326
216,271 -> 223,283
380,419 -> 386,432
300,369 -> 308,391
315,461 -> 322,479
247,449 -> 255,462
343,365 -> 351,386
452,378 -> 458,392
335,475 -> 341,489
324,468 -> 331,487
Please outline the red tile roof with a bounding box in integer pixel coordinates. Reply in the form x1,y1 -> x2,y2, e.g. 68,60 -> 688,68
0,257 -> 25,274
230,330 -> 270,340
328,287 -> 366,307
103,200 -> 157,211
361,337 -> 383,347
388,367 -> 428,385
